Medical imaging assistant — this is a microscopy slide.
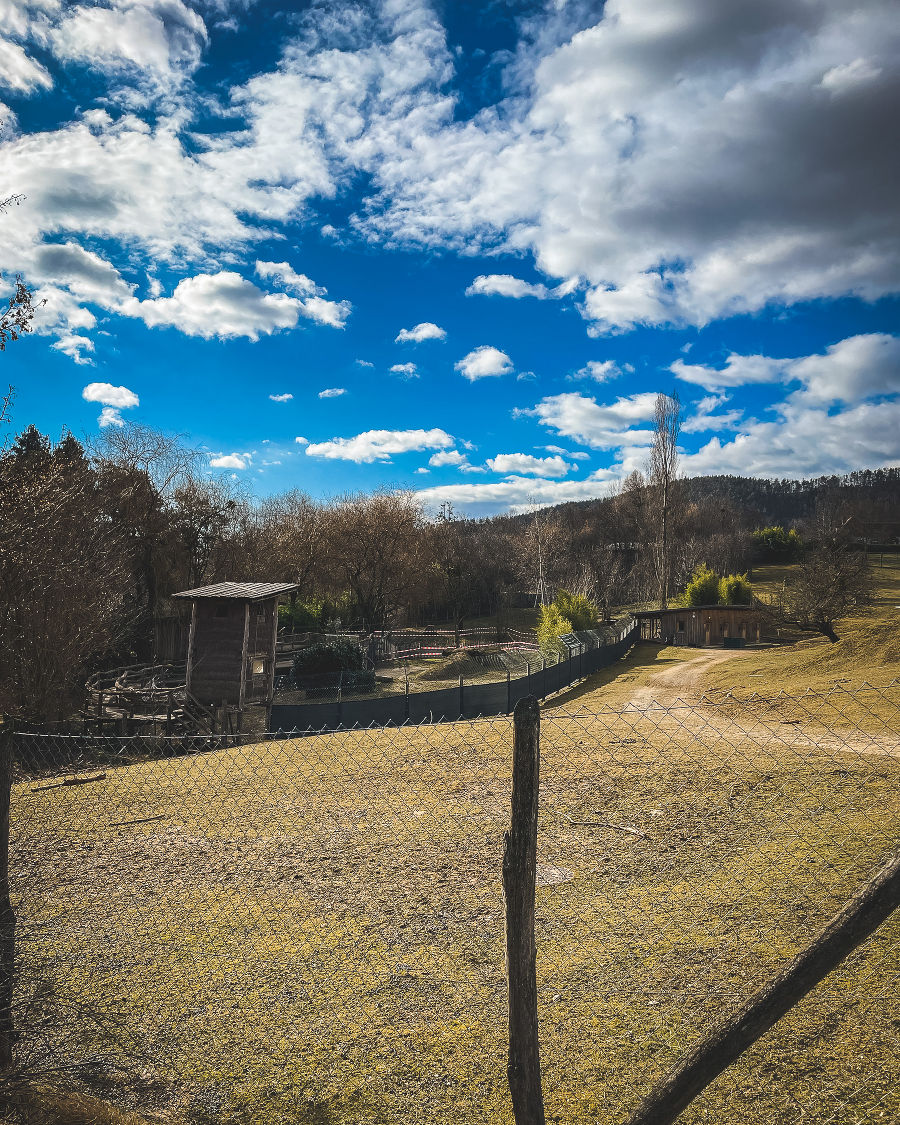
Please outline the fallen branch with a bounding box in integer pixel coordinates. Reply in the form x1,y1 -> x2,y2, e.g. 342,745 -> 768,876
624,850 -> 900,1125
109,813 -> 166,828
563,815 -> 647,838
31,773 -> 106,793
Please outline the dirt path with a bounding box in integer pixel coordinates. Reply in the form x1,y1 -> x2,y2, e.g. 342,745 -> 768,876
625,648 -> 749,709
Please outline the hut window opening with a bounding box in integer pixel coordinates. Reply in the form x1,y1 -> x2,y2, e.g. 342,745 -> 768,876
251,658 -> 266,676
677,619 -> 685,632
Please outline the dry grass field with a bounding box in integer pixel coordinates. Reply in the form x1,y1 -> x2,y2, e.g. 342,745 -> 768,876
11,673 -> 900,1124
8,558 -> 900,1124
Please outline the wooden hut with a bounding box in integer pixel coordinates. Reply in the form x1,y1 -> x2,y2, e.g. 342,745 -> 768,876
635,604 -> 761,647
171,582 -> 299,713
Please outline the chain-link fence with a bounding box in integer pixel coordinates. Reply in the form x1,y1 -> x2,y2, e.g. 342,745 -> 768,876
7,681 -> 900,1124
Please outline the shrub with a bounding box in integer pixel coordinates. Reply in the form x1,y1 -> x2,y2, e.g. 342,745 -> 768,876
685,564 -> 720,606
719,572 -> 752,605
554,589 -> 599,631
752,525 -> 802,562
537,603 -> 573,657
292,639 -> 365,678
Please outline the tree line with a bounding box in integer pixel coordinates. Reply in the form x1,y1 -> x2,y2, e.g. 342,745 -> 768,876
1,413 -> 892,721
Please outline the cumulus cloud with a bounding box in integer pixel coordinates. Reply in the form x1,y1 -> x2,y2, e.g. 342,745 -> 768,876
520,391 -> 658,450
318,387 -> 346,398
681,394 -> 744,434
486,452 -> 572,477
455,345 -> 514,381
82,382 -> 139,409
306,428 -> 455,463
294,435 -> 309,445
209,452 -> 251,469
570,360 -> 626,383
122,271 -> 348,339
672,334 -> 900,403
465,275 -> 549,299
389,362 -> 419,379
269,393 -> 293,402
428,449 -> 468,468
82,381 -> 139,427
415,470 -> 616,517
395,321 -> 446,343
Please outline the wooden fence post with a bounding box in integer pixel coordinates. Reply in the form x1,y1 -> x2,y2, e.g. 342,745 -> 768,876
503,696 -> 546,1125
625,851 -> 900,1125
0,720 -> 16,1070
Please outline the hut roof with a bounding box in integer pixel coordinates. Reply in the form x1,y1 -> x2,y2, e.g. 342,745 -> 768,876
171,581 -> 300,601
634,604 -> 755,618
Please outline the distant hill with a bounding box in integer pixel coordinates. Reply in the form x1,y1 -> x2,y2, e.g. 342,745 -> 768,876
504,467 -> 900,535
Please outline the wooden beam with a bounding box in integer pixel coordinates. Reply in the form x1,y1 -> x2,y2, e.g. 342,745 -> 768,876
625,851 -> 900,1125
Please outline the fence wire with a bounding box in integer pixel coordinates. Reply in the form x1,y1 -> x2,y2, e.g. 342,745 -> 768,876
9,681 -> 900,1125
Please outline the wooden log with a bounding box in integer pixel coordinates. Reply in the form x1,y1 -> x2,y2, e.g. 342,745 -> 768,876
503,696 -> 546,1125
625,851 -> 900,1125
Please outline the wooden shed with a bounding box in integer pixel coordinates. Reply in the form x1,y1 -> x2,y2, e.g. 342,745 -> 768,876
636,604 -> 761,647
171,581 -> 299,711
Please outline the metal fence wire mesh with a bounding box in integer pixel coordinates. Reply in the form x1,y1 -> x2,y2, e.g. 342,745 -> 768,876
9,682 -> 900,1125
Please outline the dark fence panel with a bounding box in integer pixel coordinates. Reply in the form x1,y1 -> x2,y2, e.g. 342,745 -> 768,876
270,624 -> 638,732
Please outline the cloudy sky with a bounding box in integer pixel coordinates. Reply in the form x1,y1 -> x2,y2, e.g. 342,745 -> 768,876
1,0 -> 898,514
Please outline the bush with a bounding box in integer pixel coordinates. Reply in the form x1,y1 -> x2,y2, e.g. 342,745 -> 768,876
537,603 -> 573,657
752,525 -> 802,562
292,639 -> 365,678
719,572 -> 752,605
685,564 -> 720,606
554,589 -> 599,631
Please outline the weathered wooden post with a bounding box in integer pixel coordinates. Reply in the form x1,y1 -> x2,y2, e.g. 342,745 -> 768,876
0,719 -> 16,1070
459,674 -> 464,718
503,697 -> 546,1125
507,668 -> 512,714
625,851 -> 900,1125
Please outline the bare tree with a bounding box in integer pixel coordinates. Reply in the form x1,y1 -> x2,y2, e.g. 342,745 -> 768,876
775,539 -> 873,643
648,392 -> 681,609
1,196 -> 40,352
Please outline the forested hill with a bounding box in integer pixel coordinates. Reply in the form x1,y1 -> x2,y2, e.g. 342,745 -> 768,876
523,467 -> 900,530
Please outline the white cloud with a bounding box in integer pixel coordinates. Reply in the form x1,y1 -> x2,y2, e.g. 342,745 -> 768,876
209,452 -> 251,469
415,466 -> 429,474
0,39 -> 53,93
306,428 -> 454,463
672,334 -> 900,403
255,261 -> 318,296
570,360 -> 625,383
455,345 -> 513,381
486,452 -> 572,477
465,275 -> 549,299
395,321 -> 446,343
122,271 -> 348,339
356,359 -> 374,367
520,391 -> 658,450
52,334 -> 94,364
294,435 -> 309,445
389,362 -> 419,379
820,58 -> 882,95
681,399 -> 900,480
269,393 -> 293,402
82,382 -> 139,408
49,0 -> 208,93
428,449 -> 468,468
318,387 -> 346,398
98,406 -> 125,427
415,470 -> 616,517
681,393 -> 744,434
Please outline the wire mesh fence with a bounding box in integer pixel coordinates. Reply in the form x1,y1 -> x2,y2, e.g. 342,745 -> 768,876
7,681 -> 900,1124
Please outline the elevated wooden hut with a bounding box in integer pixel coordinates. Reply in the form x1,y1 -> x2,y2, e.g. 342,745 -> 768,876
635,604 -> 761,647
171,581 -> 299,712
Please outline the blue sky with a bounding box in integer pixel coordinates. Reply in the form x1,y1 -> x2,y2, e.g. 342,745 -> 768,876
1,0 -> 898,515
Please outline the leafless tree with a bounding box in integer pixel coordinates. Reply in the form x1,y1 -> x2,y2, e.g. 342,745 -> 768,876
774,539 -> 873,643
648,392 -> 681,609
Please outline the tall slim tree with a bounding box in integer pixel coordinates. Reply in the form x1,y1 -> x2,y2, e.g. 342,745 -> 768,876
648,391 -> 681,610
